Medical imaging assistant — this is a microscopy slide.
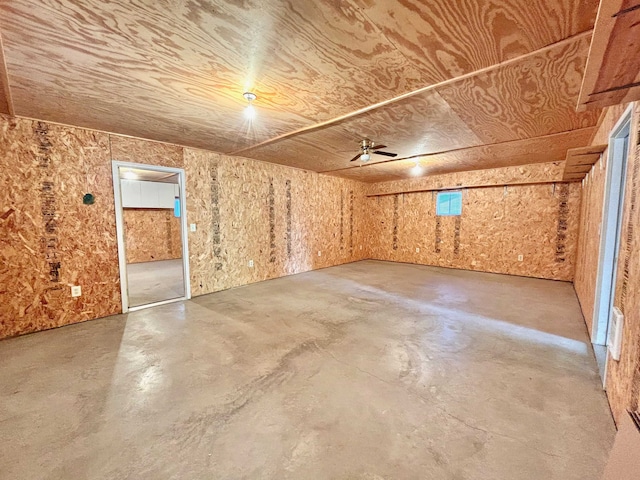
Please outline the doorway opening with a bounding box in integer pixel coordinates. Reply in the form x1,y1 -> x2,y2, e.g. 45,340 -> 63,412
112,161 -> 191,312
592,105 -> 632,385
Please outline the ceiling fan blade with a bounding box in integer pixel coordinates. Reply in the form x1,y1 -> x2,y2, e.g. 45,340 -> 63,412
349,153 -> 362,162
373,151 -> 398,157
370,144 -> 387,150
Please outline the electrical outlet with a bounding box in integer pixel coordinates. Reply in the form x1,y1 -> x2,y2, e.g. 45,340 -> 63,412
471,260 -> 477,266
318,251 -> 322,257
248,260 -> 254,268
518,254 -> 523,262
416,247 -> 420,253
190,223 -> 197,232
359,245 -> 362,250
71,285 -> 82,297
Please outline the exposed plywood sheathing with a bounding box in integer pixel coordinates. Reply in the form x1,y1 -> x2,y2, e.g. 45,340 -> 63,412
327,129 -> 595,182
562,144 -> 607,181
578,0 -> 640,109
0,114 -> 368,339
123,209 -> 182,264
0,1 -> 600,178
239,34 -> 600,180
364,166 -> 580,282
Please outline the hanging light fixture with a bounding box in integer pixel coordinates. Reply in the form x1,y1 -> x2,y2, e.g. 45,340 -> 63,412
243,92 -> 257,120
411,160 -> 423,176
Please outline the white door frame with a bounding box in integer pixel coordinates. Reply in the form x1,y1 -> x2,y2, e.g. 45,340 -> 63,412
111,161 -> 191,313
591,105 -> 632,351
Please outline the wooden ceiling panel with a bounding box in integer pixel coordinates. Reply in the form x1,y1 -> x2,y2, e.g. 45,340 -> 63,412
239,91 -> 483,171
328,128 -> 596,182
436,35 -> 601,144
0,0 -> 603,177
578,0 -> 640,109
0,0 -> 428,152
351,0 -> 598,82
8,81 -> 303,153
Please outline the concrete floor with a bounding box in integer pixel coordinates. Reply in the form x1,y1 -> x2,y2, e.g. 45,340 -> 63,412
0,261 -> 614,479
126,258 -> 185,307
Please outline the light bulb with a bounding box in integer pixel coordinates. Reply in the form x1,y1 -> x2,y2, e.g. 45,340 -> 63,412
244,104 -> 256,120
360,153 -> 371,162
411,162 -> 423,176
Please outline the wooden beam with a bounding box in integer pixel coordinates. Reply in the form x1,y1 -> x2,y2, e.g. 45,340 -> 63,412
232,30 -> 593,155
367,181 -> 571,198
0,31 -> 15,116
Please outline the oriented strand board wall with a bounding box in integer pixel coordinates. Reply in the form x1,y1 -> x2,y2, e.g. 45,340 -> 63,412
0,114 -> 367,339
366,172 -> 580,281
123,208 -> 182,263
608,102 -> 640,422
0,117 -> 120,336
368,161 -> 566,195
574,102 -> 640,423
185,150 -> 368,297
574,104 -> 629,337
575,102 -> 640,423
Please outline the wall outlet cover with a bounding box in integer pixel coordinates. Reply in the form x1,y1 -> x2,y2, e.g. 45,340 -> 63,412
518,254 -> 524,261
318,251 -> 322,256
190,223 -> 197,232
71,285 -> 82,297
248,260 -> 254,268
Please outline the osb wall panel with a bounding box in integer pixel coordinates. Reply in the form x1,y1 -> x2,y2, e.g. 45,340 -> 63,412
0,115 -> 120,338
1,115 -> 367,339
574,104 -> 629,338
608,102 -> 640,422
368,162 -> 565,196
573,102 -> 640,424
185,149 -> 368,298
123,208 -> 182,263
109,135 -> 184,168
365,182 -> 580,281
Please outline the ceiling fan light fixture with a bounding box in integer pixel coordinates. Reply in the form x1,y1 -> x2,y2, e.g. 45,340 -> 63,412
360,152 -> 371,162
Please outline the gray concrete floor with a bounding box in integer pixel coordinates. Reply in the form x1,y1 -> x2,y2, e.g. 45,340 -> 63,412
0,260 -> 615,479
126,258 -> 185,307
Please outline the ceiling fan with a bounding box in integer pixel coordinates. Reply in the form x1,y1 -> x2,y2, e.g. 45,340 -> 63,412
349,139 -> 398,162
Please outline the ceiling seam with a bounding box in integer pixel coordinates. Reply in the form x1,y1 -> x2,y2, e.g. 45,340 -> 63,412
231,29 -> 594,156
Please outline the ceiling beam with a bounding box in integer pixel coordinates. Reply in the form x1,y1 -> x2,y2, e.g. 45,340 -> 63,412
0,31 -> 15,116
231,29 -> 593,156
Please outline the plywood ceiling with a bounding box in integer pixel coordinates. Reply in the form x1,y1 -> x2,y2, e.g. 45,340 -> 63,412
0,0 -> 603,182
578,0 -> 640,109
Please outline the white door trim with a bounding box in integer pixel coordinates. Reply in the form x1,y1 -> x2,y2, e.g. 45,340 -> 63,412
592,106 -> 632,346
111,161 -> 191,313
